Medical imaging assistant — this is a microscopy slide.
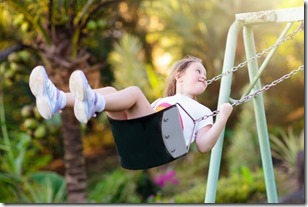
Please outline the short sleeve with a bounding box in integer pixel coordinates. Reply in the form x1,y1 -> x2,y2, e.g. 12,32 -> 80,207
196,109 -> 213,131
151,98 -> 161,108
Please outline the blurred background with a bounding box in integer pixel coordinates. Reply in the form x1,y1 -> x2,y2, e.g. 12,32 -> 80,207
0,0 -> 304,204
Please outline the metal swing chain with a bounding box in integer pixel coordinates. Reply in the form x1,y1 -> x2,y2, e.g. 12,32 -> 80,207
195,65 -> 304,122
230,65 -> 304,107
206,21 -> 304,85
194,21 -> 304,122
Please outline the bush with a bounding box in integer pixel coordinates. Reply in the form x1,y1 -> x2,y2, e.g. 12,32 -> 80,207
171,167 -> 266,203
215,167 -> 266,203
226,101 -> 261,174
23,171 -> 67,203
172,183 -> 205,203
88,169 -> 160,203
270,127 -> 304,175
88,169 -> 140,203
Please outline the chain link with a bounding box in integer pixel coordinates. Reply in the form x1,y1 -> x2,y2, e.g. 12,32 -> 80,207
195,22 -> 304,122
195,109 -> 220,122
195,65 -> 304,122
206,21 -> 303,85
231,65 -> 304,106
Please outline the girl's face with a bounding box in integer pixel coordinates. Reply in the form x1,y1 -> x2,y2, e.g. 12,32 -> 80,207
176,62 -> 207,98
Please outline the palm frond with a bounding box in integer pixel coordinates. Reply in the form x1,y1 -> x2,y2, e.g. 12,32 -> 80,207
109,33 -> 148,89
5,0 -> 51,44
270,127 -> 304,175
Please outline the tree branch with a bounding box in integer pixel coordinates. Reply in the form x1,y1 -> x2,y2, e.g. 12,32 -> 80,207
80,0 -> 124,33
0,43 -> 25,62
48,0 -> 53,32
68,0 -> 75,29
71,0 -> 123,58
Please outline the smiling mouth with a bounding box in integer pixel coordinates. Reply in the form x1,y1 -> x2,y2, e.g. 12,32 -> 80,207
198,80 -> 206,85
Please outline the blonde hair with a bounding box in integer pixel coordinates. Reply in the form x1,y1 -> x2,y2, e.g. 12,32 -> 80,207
163,55 -> 202,97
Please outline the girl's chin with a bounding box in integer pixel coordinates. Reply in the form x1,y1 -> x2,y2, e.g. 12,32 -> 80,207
196,87 -> 206,94
193,90 -> 206,96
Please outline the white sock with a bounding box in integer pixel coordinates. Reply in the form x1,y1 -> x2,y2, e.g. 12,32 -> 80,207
95,93 -> 106,112
58,90 -> 67,110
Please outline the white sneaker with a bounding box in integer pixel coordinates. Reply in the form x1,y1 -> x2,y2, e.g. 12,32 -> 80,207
29,66 -> 66,119
69,70 -> 100,124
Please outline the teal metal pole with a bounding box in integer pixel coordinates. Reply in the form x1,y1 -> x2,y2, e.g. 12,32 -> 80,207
204,21 -> 242,203
243,26 -> 278,203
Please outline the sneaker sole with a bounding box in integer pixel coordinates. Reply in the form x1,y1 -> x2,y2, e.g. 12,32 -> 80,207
29,66 -> 52,119
69,70 -> 89,124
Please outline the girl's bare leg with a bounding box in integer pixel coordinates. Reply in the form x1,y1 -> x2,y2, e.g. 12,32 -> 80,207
65,86 -> 154,120
103,86 -> 154,119
69,70 -> 154,123
65,93 -> 75,107
65,86 -> 127,120
30,67 -> 152,122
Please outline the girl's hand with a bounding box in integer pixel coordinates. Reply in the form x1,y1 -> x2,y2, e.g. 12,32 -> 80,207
219,103 -> 233,118
196,102 -> 233,153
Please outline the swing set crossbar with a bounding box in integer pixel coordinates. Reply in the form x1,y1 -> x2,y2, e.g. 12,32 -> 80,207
235,7 -> 304,24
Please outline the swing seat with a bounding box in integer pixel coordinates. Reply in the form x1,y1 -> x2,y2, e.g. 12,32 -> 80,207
108,105 -> 188,170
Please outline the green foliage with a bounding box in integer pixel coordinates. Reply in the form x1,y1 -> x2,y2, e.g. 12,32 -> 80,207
226,101 -> 260,173
88,169 -> 142,203
22,171 -> 66,203
0,129 -> 55,202
0,94 -> 63,203
20,103 -> 64,160
215,167 -> 266,203
108,33 -> 165,101
0,50 -> 34,87
88,168 -> 163,203
0,130 -> 63,203
0,131 -> 31,178
145,64 -> 165,101
0,93 -> 34,178
172,182 -> 205,203
0,171 -> 67,203
144,149 -> 210,203
108,33 -> 148,89
172,167 -> 266,203
270,127 -> 304,175
21,104 -> 61,140
3,108 -> 58,174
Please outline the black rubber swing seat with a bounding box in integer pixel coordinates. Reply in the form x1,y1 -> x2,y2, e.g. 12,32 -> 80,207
107,104 -> 188,170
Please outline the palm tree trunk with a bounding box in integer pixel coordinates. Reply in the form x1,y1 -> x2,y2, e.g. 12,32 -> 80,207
61,108 -> 87,203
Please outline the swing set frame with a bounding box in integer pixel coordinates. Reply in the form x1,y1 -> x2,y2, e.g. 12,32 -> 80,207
204,7 -> 304,203
107,6 -> 303,204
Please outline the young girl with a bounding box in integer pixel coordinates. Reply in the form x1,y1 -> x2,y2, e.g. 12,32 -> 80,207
29,56 -> 233,153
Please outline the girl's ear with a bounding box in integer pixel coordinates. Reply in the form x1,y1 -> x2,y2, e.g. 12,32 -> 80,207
175,72 -> 182,82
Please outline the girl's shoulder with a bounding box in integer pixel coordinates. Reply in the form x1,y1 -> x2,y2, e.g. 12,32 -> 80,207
151,98 -> 162,108
151,95 -> 178,111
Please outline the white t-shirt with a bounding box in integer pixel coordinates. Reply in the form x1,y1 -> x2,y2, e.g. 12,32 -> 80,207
151,93 -> 213,145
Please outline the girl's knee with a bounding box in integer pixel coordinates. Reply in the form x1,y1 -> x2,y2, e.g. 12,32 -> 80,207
105,86 -> 117,93
95,86 -> 117,95
127,86 -> 144,98
127,86 -> 143,96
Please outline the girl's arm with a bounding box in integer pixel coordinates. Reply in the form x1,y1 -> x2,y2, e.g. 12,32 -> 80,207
195,103 -> 233,153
